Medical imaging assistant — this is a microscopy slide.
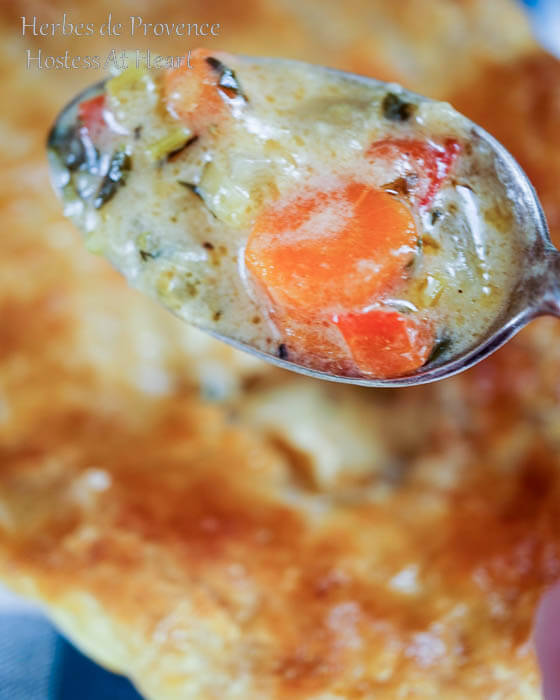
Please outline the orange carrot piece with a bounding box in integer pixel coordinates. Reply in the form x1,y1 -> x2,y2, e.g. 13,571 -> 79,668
334,309 -> 433,378
164,48 -> 231,131
268,308 -> 356,376
367,138 -> 460,207
245,180 -> 418,313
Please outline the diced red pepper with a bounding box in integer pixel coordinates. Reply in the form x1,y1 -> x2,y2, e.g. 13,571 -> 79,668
366,138 -> 461,207
78,95 -> 107,141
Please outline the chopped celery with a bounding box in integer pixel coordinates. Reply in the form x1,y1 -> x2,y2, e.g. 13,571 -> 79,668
107,65 -> 154,100
145,127 -> 194,162
84,230 -> 105,254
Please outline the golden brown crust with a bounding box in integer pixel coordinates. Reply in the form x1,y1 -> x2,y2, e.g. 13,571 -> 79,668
1,1 -> 560,698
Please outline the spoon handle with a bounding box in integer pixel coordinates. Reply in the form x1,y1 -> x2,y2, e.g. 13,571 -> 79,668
534,248 -> 560,318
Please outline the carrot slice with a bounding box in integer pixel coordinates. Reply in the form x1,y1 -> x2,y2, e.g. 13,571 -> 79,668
334,309 -> 433,378
245,180 -> 418,313
367,138 -> 460,207
164,48 -> 231,131
78,95 -> 107,141
268,308 -> 356,376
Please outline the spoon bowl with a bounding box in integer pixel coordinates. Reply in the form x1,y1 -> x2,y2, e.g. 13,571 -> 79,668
47,60 -> 557,387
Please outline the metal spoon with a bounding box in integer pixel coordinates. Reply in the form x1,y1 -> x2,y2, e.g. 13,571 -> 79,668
46,67 -> 558,388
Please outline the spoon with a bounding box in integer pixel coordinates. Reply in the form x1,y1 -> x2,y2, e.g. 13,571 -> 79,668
47,64 -> 558,388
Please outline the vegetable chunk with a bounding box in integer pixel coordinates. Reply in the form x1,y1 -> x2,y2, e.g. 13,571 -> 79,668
164,48 -> 235,131
367,138 -> 460,207
245,181 -> 418,312
334,309 -> 434,377
78,95 -> 107,140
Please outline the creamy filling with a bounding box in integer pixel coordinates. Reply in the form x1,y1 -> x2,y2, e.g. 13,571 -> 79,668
48,52 -> 521,378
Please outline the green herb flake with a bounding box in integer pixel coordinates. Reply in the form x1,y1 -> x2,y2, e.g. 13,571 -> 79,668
93,149 -> 131,209
178,181 -> 203,199
431,209 -> 443,225
136,232 -> 161,261
381,92 -> 417,122
47,122 -> 99,174
205,56 -> 248,102
425,336 -> 452,366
